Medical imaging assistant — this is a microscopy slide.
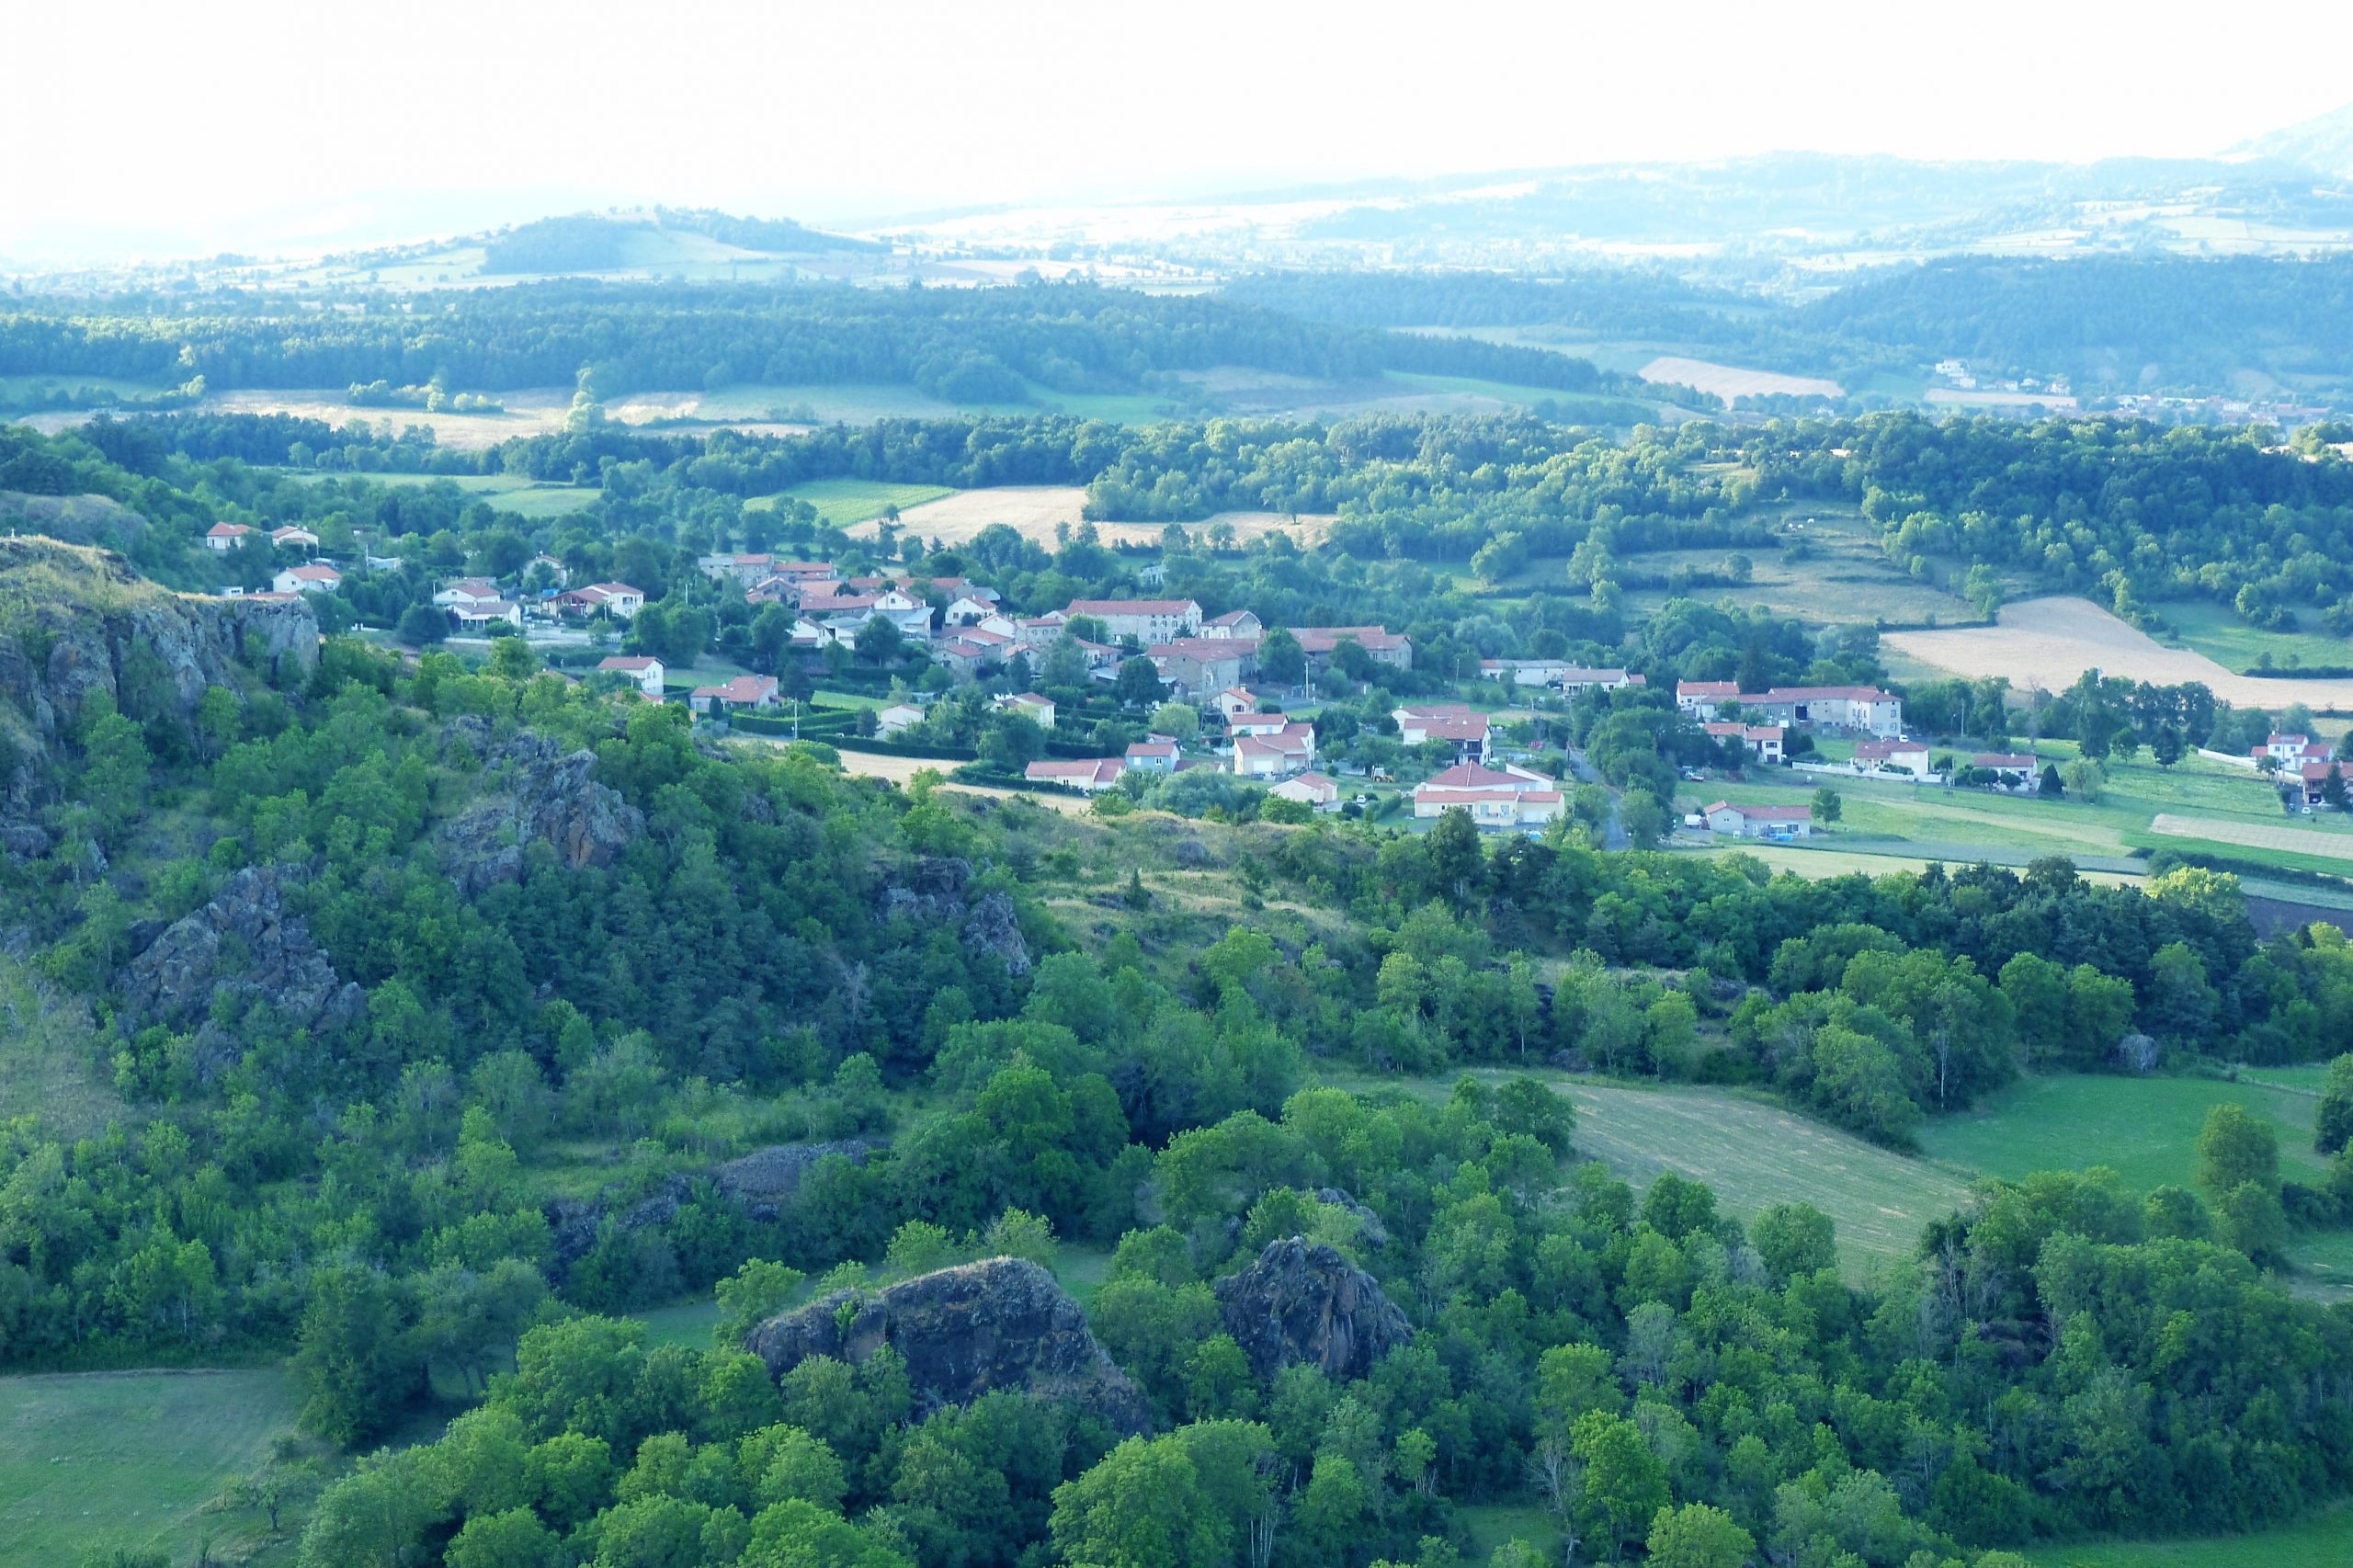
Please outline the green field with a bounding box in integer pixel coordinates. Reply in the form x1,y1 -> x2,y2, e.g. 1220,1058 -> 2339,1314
753,478 -> 957,528
2158,599 -> 2353,676
1917,1073 -> 2329,1195
274,470 -> 597,519
0,1368 -> 299,1567
1697,745 -> 2353,882
0,960 -> 124,1140
2023,1502 -> 2353,1567
1344,1068 -> 1972,1279
1610,507 -> 1987,629
678,380 -> 1179,427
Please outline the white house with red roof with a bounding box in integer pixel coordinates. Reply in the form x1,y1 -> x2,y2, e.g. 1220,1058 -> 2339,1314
271,563 -> 342,594
435,576 -> 505,608
205,522 -> 254,551
449,597 -> 523,631
1394,703 -> 1493,764
1024,756 -> 1127,793
995,692 -> 1057,729
1972,752 -> 2040,790
1269,772 -> 1341,810
1233,723 -> 1317,778
1294,626 -> 1411,670
1212,687 -> 1258,722
1852,736 -> 1927,776
561,582 -> 645,619
1481,660 -> 1640,693
597,655 -> 666,696
269,525 -> 320,549
1675,680 -> 1740,720
1124,739 -> 1179,775
689,675 -> 780,714
1204,608 -> 1263,640
1411,763 -> 1563,828
1065,598 -> 1202,642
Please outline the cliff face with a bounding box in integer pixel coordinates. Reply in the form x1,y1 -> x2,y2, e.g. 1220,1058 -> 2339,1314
1214,1237 -> 1413,1381
746,1257 -> 1152,1434
436,732 -> 645,895
0,536 -> 316,779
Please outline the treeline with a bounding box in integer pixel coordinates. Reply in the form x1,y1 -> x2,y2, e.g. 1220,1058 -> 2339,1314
478,210 -> 882,274
0,280 -> 1662,409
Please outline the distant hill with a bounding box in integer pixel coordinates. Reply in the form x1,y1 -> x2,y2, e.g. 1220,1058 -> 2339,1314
479,208 -> 882,275
2234,99 -> 2353,178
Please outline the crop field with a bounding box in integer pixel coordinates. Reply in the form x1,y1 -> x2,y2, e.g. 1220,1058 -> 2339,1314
1638,354 -> 1845,401
0,1368 -> 299,1567
2157,599 -> 2353,677
2150,813 -> 2353,865
1887,597 -> 2353,710
2021,1502 -> 2353,1567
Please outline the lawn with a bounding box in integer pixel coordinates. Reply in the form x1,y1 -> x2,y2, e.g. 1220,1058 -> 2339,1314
2157,599 -> 2353,676
2021,1501 -> 2353,1567
753,478 -> 958,528
0,1367 -> 299,1567
1915,1073 -> 2329,1197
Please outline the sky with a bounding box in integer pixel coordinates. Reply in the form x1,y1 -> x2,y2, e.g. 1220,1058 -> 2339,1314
7,0 -> 2353,262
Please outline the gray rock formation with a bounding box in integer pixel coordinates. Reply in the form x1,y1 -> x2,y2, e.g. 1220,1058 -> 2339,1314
875,858 -> 1030,975
437,732 -> 643,894
746,1256 -> 1152,1433
0,539 -> 316,790
713,1138 -> 883,1221
1214,1237 -> 1413,1381
1313,1188 -> 1391,1249
119,865 -> 363,1035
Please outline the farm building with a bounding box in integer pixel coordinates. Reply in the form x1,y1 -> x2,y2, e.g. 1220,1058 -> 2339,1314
1064,597 -> 1203,642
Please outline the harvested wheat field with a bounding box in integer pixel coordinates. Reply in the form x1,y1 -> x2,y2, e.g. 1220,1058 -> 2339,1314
2149,814 -> 2353,864
1638,356 -> 1843,402
1887,597 -> 2353,710
859,486 -> 1331,549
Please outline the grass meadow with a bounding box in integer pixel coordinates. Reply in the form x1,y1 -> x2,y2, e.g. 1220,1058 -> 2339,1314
2021,1502 -> 2353,1567
2157,599 -> 2353,676
0,1368 -> 300,1567
751,478 -> 957,528
273,469 -> 598,519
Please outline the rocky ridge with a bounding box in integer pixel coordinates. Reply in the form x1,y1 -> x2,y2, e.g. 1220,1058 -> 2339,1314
1214,1236 -> 1413,1381
745,1256 -> 1150,1433
437,732 -> 645,894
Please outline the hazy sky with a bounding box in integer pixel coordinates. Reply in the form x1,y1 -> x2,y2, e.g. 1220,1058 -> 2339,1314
8,0 -> 2353,260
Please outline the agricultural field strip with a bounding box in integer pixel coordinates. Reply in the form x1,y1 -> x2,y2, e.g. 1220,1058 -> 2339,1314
2149,813 -> 2353,864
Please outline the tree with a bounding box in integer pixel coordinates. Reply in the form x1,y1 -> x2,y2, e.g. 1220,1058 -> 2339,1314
294,1266 -> 420,1448
2317,1053 -> 2353,1155
1050,1435 -> 1225,1568
1149,702 -> 1200,744
77,698 -> 151,835
2146,941 -> 2218,1040
2198,1103 -> 2279,1199
1645,1503 -> 1756,1568
1620,788 -> 1667,848
2038,762 -> 2063,797
854,616 -> 903,665
2062,756 -> 2106,802
1259,627 -> 1305,689
2151,725 -> 2184,768
1570,1410 -> 1669,1556
1809,787 -> 1842,825
1114,656 -> 1165,709
1427,808 -> 1483,903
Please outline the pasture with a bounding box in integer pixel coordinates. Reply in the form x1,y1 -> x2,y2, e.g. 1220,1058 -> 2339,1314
757,478 -> 957,528
2149,813 -> 2353,866
2156,599 -> 2353,678
0,1368 -> 300,1568
2020,1502 -> 2353,1567
1886,597 -> 2353,710
1638,354 -> 1845,401
274,470 -> 597,519
1608,508 -> 1984,630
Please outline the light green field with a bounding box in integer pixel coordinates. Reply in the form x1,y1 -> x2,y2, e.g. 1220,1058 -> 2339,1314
1459,1503 -> 1565,1561
671,380 -> 1180,426
1916,1074 -> 2329,1196
1383,370 -> 1664,420
1610,507 -> 1986,629
1699,745 -> 2353,882
1343,1068 -> 1972,1279
2023,1502 -> 2353,1568
753,478 -> 957,528
0,960 -> 125,1140
0,1368 -> 299,1567
273,470 -> 597,518
635,1299 -> 724,1350
2159,599 -> 2353,676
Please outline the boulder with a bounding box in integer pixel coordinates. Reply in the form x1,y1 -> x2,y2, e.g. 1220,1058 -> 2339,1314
119,865 -> 363,1035
746,1256 -> 1152,1434
437,732 -> 643,894
1213,1236 -> 1412,1381
713,1138 -> 883,1221
961,890 -> 1031,976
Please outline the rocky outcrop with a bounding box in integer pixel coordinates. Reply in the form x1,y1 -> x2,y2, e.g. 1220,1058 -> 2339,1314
437,732 -> 643,894
1214,1237 -> 1413,1381
1313,1188 -> 1391,1249
875,858 -> 1030,975
746,1257 -> 1151,1433
713,1138 -> 883,1221
0,538 -> 316,789
119,865 -> 363,1035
